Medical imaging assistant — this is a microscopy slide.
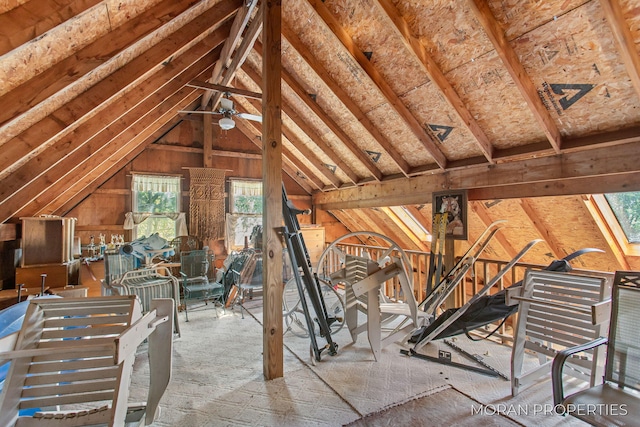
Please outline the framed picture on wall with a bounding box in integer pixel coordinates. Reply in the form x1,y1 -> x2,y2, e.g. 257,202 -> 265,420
432,190 -> 468,240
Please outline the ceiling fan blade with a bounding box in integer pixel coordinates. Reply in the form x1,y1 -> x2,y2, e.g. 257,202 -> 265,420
236,113 -> 262,123
178,110 -> 221,115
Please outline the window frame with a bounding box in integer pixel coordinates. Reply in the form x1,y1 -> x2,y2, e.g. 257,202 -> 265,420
589,194 -> 640,257
131,173 -> 182,241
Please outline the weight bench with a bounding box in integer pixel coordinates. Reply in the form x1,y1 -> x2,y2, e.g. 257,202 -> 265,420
0,295 -> 174,427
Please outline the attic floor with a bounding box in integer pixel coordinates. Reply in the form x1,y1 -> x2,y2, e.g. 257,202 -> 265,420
130,296 -> 591,427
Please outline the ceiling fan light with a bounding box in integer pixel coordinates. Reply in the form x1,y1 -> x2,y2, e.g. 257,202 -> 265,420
219,116 -> 235,130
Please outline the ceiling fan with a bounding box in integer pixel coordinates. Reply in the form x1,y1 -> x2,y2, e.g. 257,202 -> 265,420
179,80 -> 262,130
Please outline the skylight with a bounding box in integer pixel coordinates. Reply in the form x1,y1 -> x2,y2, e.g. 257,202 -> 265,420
604,192 -> 640,243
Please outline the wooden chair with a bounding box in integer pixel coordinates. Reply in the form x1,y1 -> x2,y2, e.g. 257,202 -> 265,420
0,295 -> 174,427
508,270 -> 611,396
552,271 -> 640,426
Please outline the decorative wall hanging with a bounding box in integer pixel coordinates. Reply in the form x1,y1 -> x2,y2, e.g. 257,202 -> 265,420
187,168 -> 227,242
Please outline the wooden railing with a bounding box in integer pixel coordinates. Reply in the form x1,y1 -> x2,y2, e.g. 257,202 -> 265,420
321,242 -> 611,344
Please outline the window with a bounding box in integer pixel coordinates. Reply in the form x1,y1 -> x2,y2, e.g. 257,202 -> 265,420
605,192 -> 640,243
132,174 -> 182,240
227,179 -> 262,250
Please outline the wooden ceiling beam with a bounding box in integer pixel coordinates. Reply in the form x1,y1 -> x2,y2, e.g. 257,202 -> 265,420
313,140 -> 640,210
239,66 -> 364,185
282,24 -> 415,179
374,0 -> 494,163
52,116 -> 189,217
208,3 -> 263,115
519,199 -> 565,258
468,0 -> 562,153
599,0 -> 640,101
0,0 -> 102,56
231,91 -> 342,189
259,45 -> 410,179
469,201 -> 516,258
307,0 -> 448,169
0,1 -> 239,179
200,0 -> 258,109
0,0 -> 232,130
233,115 -> 321,193
26,88 -> 203,218
279,65 -> 386,181
0,29 -> 229,221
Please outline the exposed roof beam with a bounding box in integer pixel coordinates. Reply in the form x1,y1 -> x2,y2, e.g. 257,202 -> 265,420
229,85 -> 343,189
40,90 -> 203,217
468,0 -> 562,153
53,116 -> 189,216
282,24 -> 424,177
0,28 -> 229,222
208,3 -> 263,115
307,0 -> 448,169
239,66 -> 364,184
0,0 -> 102,56
519,199 -> 565,258
233,116 -> 320,193
0,1 -> 239,179
599,0 -> 640,101
313,140 -> 640,209
189,80 -> 262,99
374,0 -> 494,163
200,0 -> 258,108
0,0 -> 230,130
469,201 -> 517,258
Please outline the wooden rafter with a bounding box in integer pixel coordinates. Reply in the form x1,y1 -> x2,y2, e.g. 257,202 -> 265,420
1,31 -> 230,222
42,91 -> 202,217
469,201 -> 516,258
208,3 -> 263,115
0,0 -> 232,131
282,24 -> 422,177
374,0 -> 494,163
0,0 -> 102,56
236,116 -> 323,193
239,65 -> 364,185
599,0 -> 640,101
307,0 -> 448,169
519,199 -> 564,258
200,0 -> 258,109
0,2 -> 238,180
468,0 -> 562,153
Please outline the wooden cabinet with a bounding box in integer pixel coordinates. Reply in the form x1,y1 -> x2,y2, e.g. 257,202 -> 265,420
300,226 -> 325,266
20,217 -> 77,267
16,217 -> 79,289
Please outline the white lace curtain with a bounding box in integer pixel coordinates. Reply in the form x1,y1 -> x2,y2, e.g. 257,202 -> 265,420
124,212 -> 188,236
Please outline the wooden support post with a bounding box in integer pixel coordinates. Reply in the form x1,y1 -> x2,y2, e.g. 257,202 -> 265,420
444,237 -> 457,307
262,0 -> 283,380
